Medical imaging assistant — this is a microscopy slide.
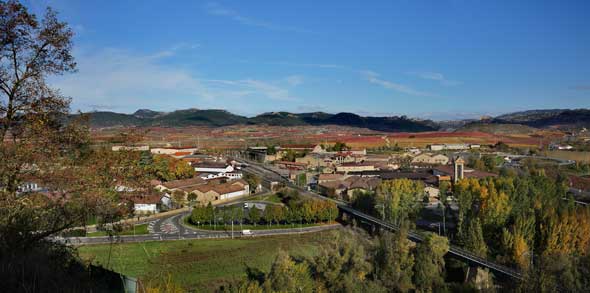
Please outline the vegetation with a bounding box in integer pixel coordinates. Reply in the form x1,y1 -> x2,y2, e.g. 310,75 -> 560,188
141,152 -> 195,181
0,2 -> 147,290
189,191 -> 338,227
220,228 -> 464,293
78,231 -> 334,291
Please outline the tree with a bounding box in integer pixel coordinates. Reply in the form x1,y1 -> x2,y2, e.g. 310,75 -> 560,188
171,189 -> 186,207
462,218 -> 488,258
243,173 -> 261,191
0,2 -> 147,290
309,229 -> 375,292
377,179 -> 424,225
414,233 -> 449,293
263,250 -> 313,293
249,207 -> 262,225
375,228 -> 415,292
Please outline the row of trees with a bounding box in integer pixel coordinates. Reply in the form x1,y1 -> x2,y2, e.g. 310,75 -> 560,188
221,228 -> 464,293
190,198 -> 338,227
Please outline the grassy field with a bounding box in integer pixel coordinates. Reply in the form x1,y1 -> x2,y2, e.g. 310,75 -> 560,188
247,193 -> 283,204
77,231 -> 336,291
86,223 -> 150,237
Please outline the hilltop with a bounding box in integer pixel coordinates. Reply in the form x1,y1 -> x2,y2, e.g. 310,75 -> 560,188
74,109 -> 438,132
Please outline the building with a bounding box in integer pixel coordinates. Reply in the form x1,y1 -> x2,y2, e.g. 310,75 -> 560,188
126,194 -> 170,214
433,157 -> 497,183
336,162 -> 376,173
112,145 -> 149,152
189,180 -> 250,204
154,177 -> 206,192
275,161 -> 308,170
150,147 -> 198,155
193,162 -> 234,173
411,153 -> 449,165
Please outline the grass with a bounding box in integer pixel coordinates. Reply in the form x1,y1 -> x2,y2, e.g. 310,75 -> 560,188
247,193 -> 283,204
77,230 -> 336,291
86,223 -> 149,237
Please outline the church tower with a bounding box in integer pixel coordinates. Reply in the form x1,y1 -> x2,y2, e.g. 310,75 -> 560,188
453,157 -> 465,183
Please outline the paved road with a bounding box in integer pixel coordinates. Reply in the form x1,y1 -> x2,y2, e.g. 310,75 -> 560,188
60,223 -> 340,245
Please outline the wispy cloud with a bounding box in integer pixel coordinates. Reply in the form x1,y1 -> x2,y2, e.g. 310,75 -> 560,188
51,46 -> 299,113
269,61 -> 344,69
361,70 -> 430,96
205,2 -> 313,33
408,71 -> 462,86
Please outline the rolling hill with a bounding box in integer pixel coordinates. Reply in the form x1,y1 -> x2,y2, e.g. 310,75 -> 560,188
74,109 -> 439,132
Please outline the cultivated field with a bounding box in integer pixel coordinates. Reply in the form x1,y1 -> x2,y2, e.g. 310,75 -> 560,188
542,150 -> 590,163
78,231 -> 336,291
91,125 -> 561,150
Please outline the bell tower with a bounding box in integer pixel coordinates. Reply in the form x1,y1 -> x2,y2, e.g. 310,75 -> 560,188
453,157 -> 465,183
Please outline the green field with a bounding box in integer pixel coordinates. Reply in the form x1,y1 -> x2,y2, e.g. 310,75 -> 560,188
77,231 -> 335,291
86,223 -> 150,237
247,193 -> 283,204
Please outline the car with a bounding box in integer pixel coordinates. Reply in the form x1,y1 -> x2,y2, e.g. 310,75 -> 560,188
242,229 -> 253,236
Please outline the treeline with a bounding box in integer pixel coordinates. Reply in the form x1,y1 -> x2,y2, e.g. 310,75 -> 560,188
190,194 -> 338,226
218,228 -> 492,292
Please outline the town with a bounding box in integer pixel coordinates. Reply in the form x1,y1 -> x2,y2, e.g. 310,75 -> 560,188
2,0 -> 590,292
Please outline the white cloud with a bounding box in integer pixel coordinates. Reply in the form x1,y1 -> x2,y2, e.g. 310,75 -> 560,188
205,2 -> 313,33
409,71 -> 462,87
361,70 -> 430,96
51,46 -> 298,113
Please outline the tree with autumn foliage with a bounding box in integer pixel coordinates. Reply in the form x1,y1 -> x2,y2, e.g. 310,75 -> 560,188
0,2 -> 150,290
377,178 -> 424,225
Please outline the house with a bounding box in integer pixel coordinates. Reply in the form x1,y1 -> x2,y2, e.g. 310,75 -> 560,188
126,194 -> 169,214
336,162 -> 376,173
344,176 -> 381,199
318,173 -> 348,184
112,145 -> 149,152
189,179 -> 249,204
317,175 -> 380,200
154,177 -> 206,192
411,153 -> 449,165
193,162 -> 234,173
428,144 -> 445,151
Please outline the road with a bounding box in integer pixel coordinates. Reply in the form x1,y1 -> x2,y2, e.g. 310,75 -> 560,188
61,208 -> 340,245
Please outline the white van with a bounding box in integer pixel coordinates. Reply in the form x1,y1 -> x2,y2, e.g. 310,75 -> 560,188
242,229 -> 253,236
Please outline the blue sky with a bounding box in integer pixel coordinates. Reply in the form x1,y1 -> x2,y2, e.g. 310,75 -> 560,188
25,0 -> 590,120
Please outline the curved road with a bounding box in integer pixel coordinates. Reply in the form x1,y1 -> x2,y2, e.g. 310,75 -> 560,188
61,211 -> 340,245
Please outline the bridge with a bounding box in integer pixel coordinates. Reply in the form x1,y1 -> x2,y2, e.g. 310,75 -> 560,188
236,157 -> 524,281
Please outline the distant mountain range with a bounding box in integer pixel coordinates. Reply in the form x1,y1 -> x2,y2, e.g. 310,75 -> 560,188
74,108 -> 590,132
74,108 -> 438,132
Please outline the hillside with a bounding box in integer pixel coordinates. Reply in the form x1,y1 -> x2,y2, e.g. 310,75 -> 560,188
458,122 -> 538,135
75,109 -> 438,132
493,109 -> 590,128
